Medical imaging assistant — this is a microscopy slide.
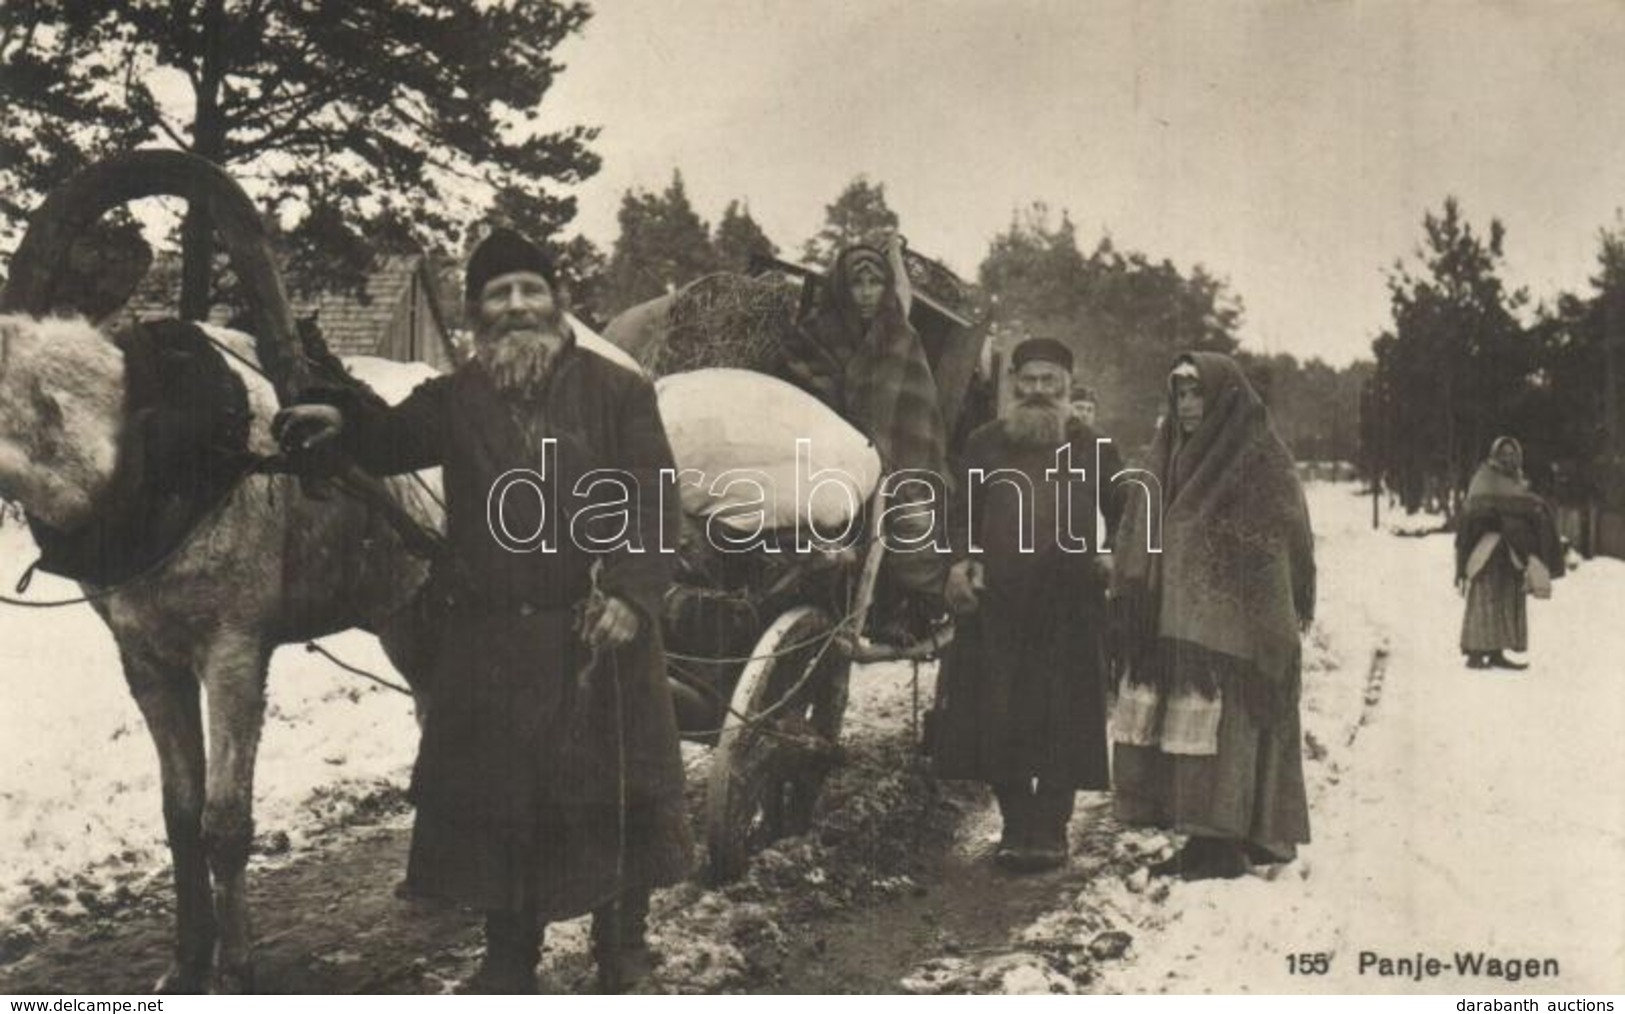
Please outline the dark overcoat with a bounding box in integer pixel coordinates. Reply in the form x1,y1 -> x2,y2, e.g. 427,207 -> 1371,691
929,417 -> 1119,788
315,333 -> 692,918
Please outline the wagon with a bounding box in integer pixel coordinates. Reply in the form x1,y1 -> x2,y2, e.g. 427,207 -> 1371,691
9,145 -> 998,889
614,251 -> 996,883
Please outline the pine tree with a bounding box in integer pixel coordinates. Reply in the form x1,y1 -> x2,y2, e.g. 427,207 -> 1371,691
1370,198 -> 1531,513
802,175 -> 900,265
978,203 -> 1243,451
603,171 -> 718,313
713,200 -> 777,272
1,1 -> 599,316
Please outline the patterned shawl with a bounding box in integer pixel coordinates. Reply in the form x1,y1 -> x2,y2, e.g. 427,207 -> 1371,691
1456,436 -> 1565,579
776,245 -> 948,480
1112,353 -> 1315,696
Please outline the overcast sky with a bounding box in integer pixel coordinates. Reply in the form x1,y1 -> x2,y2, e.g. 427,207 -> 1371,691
535,0 -> 1625,366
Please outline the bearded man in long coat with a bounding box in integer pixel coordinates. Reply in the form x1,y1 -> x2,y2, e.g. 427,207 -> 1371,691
930,338 -> 1121,872
274,229 -> 691,992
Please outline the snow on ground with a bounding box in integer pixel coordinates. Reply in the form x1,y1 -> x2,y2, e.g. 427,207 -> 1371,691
897,481 -> 1388,995
0,521 -> 419,924
1100,483 -> 1625,994
3,482 -> 1621,992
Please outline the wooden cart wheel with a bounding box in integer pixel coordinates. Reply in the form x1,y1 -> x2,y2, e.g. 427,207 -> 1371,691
704,604 -> 851,884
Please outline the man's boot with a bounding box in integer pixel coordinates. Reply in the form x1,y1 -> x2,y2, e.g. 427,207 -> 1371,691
991,782 -> 1032,869
1488,651 -> 1529,671
1027,783 -> 1075,871
464,909 -> 541,994
592,889 -> 655,994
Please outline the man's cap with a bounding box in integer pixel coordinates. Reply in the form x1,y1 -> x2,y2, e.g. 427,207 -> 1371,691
1011,336 -> 1074,373
465,227 -> 557,303
1071,382 -> 1097,403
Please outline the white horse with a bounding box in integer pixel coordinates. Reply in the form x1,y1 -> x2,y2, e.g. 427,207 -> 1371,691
0,152 -> 444,992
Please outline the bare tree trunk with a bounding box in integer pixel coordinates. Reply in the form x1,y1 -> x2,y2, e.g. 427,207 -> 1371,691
1605,298 -> 1620,460
179,208 -> 215,321
178,0 -> 228,321
1442,350 -> 1459,524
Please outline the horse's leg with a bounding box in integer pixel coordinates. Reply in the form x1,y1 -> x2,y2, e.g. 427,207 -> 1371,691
122,648 -> 213,993
197,632 -> 270,994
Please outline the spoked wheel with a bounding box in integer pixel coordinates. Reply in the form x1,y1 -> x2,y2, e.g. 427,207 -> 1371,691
705,604 -> 851,884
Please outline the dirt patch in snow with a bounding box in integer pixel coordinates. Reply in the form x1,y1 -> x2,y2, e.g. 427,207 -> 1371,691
0,484 -> 1400,994
0,663 -> 959,993
0,656 -> 1155,995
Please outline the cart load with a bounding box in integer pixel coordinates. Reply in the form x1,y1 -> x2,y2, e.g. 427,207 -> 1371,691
607,273 -> 798,377
657,368 -> 881,536
601,248 -> 992,885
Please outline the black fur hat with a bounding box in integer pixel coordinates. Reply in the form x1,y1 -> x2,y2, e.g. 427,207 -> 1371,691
464,228 -> 557,304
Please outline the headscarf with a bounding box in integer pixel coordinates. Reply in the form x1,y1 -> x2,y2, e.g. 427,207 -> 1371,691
1112,352 -> 1315,692
1458,435 -> 1563,579
777,244 -> 948,478
1467,435 -> 1527,499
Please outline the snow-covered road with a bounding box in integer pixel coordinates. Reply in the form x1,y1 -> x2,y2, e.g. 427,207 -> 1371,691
0,521 -> 420,926
2,483 -> 1620,992
1106,484 -> 1625,993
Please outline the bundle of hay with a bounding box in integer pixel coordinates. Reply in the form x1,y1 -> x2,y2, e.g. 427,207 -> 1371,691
643,272 -> 799,377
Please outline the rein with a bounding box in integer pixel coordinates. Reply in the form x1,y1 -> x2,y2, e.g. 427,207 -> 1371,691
0,454 -> 275,608
0,329 -> 443,700
0,454 -> 421,699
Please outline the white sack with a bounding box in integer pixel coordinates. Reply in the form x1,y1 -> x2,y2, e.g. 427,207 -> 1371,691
656,368 -> 880,534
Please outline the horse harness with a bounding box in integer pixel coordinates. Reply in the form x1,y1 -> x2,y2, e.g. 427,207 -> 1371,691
25,319 -> 261,587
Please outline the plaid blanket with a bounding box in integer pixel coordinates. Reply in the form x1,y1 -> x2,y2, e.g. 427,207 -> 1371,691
775,246 -> 947,481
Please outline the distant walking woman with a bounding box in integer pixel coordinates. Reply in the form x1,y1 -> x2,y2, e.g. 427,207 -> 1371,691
1456,436 -> 1563,671
1111,353 -> 1316,880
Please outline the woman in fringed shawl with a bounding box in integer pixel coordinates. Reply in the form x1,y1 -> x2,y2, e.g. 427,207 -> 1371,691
774,240 -> 950,622
1110,353 -> 1316,880
1455,436 -> 1563,670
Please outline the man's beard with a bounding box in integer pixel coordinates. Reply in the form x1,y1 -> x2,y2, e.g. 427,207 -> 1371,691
475,316 -> 567,400
1004,397 -> 1071,448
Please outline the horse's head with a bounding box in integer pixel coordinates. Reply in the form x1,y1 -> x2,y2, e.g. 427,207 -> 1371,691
1,151 -> 306,532
0,313 -> 125,529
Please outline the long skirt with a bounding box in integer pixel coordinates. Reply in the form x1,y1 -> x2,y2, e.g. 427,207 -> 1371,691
1460,551 -> 1527,653
1113,670 -> 1310,861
